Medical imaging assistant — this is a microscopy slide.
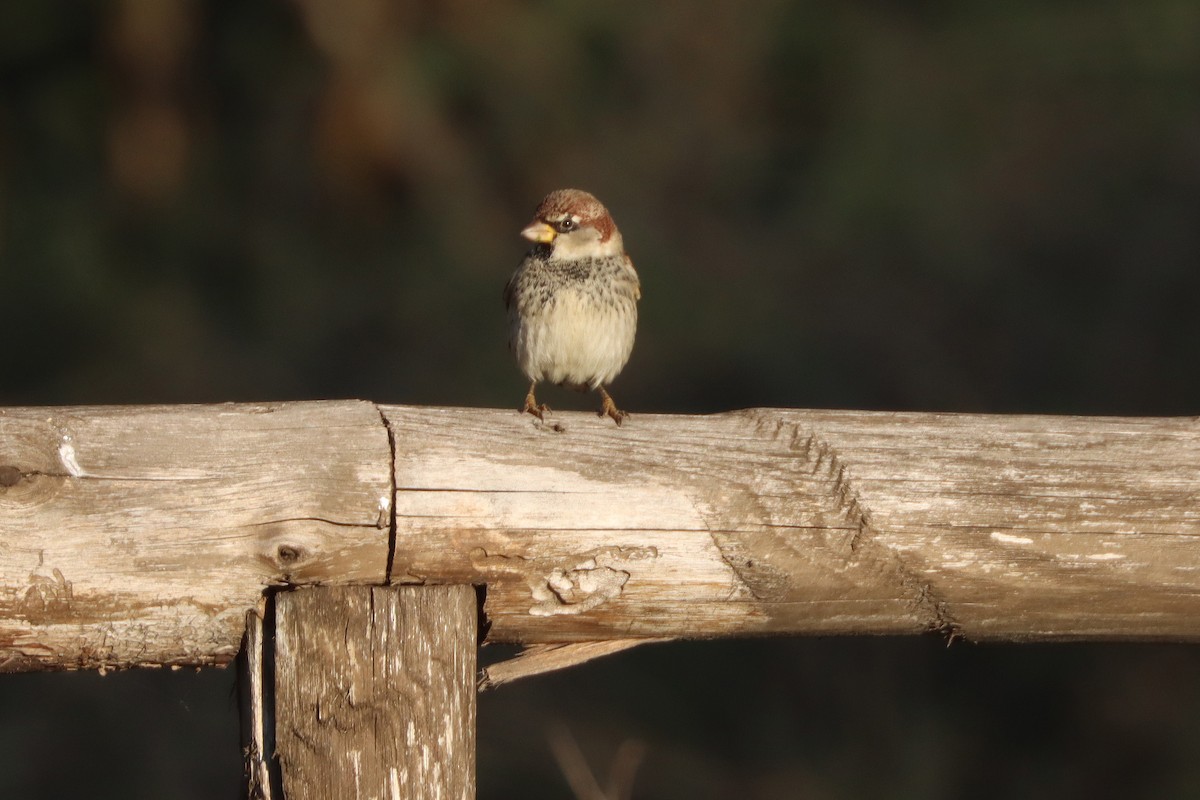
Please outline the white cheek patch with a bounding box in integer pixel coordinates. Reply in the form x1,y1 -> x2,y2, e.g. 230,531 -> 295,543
552,229 -> 624,259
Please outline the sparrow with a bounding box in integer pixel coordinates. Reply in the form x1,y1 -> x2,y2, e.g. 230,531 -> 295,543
504,189 -> 641,425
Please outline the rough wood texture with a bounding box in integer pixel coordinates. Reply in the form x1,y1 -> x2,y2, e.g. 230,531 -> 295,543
0,401 -> 391,672
275,585 -> 476,800
2,401 -> 1197,672
242,601 -> 275,800
384,405 -> 1200,642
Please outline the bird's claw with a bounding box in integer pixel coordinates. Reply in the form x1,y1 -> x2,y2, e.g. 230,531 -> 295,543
522,394 -> 551,421
598,395 -> 628,426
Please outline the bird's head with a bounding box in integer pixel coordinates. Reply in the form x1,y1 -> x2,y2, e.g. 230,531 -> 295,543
521,189 -> 624,259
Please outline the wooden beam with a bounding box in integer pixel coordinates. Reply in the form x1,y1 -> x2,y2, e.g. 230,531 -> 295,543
0,401 -> 392,671
383,405 -> 1200,642
274,585 -> 476,800
2,401 -> 1198,673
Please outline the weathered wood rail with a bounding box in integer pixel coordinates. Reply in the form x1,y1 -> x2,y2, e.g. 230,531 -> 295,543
2,400 -> 1197,672
2,401 -> 1197,797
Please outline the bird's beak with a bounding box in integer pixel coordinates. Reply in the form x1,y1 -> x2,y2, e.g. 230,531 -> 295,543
521,221 -> 557,243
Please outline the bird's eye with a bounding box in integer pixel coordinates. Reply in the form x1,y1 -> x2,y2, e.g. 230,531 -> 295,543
556,218 -> 578,233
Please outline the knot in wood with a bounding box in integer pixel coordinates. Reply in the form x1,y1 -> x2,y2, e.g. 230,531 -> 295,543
0,466 -> 63,507
276,544 -> 304,566
0,465 -> 20,487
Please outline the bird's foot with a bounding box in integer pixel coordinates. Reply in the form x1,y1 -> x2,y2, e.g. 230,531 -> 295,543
522,391 -> 550,421
597,388 -> 628,426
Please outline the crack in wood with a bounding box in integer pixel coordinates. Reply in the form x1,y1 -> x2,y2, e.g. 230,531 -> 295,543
0,468 -> 70,485
249,517 -> 379,529
378,407 -> 399,584
0,469 -> 205,483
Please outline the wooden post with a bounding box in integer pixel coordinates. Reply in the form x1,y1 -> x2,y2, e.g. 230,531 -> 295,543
274,585 -> 476,800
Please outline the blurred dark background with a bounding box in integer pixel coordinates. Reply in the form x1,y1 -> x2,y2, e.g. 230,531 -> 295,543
1,1 -> 1198,797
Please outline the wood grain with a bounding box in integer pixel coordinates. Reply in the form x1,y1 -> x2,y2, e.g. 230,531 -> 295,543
2,401 -> 1197,673
242,600 -> 275,800
275,585 -> 476,800
0,401 -> 391,671
383,405 -> 1200,642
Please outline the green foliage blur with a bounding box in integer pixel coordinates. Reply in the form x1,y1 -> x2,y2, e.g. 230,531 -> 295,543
1,1 -> 1197,798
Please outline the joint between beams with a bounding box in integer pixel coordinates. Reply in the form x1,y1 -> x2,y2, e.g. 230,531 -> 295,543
377,404 -> 399,585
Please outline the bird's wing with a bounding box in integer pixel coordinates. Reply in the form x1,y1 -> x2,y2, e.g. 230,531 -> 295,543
625,254 -> 642,301
502,272 -> 516,310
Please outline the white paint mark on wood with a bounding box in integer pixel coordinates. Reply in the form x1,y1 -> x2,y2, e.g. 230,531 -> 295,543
1087,552 -> 1126,561
58,434 -> 209,481
990,532 -> 1035,545
58,438 -> 86,478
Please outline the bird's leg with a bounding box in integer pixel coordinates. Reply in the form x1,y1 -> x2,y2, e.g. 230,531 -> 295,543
596,386 -> 628,426
523,382 -> 550,420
